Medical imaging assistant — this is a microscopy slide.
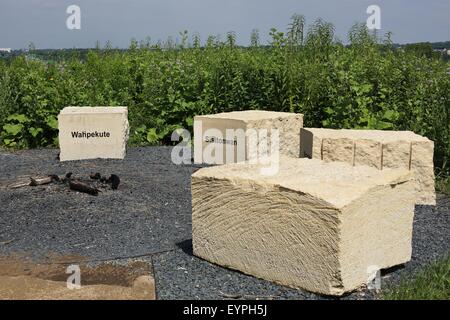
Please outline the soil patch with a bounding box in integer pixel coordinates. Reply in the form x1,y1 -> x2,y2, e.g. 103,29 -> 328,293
0,254 -> 155,300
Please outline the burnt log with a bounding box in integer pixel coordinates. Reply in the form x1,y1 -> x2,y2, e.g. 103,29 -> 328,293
29,176 -> 53,186
69,180 -> 99,196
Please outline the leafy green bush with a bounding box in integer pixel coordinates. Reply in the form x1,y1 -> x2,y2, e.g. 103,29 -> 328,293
0,17 -> 449,179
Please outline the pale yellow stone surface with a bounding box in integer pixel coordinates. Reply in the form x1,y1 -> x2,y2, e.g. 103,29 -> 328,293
322,137 -> 354,165
58,107 -> 129,161
354,139 -> 382,169
192,157 -> 416,296
194,110 -> 303,164
299,128 -> 435,205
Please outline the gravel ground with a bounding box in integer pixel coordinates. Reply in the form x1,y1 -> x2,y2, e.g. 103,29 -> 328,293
0,146 -> 448,300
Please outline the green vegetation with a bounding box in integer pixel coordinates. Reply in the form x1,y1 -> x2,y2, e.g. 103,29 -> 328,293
0,16 -> 449,181
436,175 -> 450,196
382,254 -> 450,300
403,43 -> 440,60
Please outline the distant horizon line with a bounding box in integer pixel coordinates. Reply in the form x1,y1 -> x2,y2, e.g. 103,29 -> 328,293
3,39 -> 450,51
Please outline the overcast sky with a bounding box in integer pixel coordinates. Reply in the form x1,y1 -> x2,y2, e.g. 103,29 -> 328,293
0,0 -> 449,49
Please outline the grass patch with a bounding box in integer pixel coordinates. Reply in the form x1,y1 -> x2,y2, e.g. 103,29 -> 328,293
382,254 -> 450,300
436,175 -> 450,197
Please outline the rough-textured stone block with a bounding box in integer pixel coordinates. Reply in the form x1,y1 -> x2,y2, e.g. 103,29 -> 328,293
382,140 -> 411,169
194,110 -> 303,164
322,137 -> 354,165
355,139 -> 382,169
300,128 -> 435,205
58,107 -> 129,161
192,157 -> 416,296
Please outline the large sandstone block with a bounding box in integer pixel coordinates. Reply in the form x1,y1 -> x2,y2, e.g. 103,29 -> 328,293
300,128 -> 435,205
194,110 -> 303,164
192,157 -> 416,296
58,107 -> 129,161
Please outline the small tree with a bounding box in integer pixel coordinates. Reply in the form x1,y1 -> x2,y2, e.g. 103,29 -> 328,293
250,29 -> 260,48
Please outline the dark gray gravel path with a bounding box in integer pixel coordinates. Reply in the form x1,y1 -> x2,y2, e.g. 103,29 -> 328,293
0,147 -> 448,299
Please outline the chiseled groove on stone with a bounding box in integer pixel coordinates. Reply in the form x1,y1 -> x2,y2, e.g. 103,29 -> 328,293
320,137 -> 324,160
408,142 -> 413,170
